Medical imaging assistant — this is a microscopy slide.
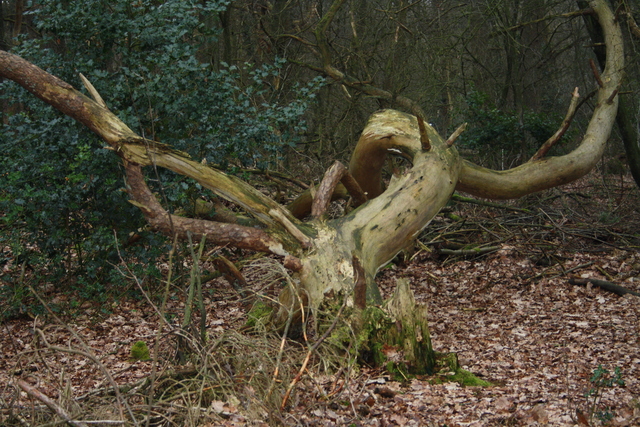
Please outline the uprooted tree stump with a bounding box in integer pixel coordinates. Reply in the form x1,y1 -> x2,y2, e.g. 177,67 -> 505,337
0,0 -> 623,376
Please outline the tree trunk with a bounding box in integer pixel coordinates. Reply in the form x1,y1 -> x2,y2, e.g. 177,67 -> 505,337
579,0 -> 640,189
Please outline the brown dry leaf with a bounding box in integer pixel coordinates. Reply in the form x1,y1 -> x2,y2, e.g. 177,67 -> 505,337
1,173 -> 639,426
576,408 -> 590,426
494,396 -> 512,412
530,403 -> 549,423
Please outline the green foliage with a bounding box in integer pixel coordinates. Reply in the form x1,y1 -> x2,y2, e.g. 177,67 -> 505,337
0,0 -> 323,302
458,90 -> 561,156
583,365 -> 625,424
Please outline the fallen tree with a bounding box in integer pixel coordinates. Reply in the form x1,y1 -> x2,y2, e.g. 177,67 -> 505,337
0,0 -> 623,374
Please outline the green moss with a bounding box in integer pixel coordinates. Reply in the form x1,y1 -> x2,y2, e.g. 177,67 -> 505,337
386,360 -> 411,382
430,352 -> 491,387
435,352 -> 460,372
370,342 -> 386,366
244,301 -> 272,329
446,369 -> 492,387
130,341 -> 150,362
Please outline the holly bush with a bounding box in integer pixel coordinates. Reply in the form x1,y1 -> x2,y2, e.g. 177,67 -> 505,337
458,90 -> 563,163
0,0 -> 323,314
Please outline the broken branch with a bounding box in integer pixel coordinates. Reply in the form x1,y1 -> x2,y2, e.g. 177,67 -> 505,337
417,115 -> 431,151
17,380 -> 90,427
568,277 -> 640,297
606,88 -> 619,104
446,123 -> 468,147
530,87 -> 580,161
312,161 -> 367,218
590,58 -> 604,87
269,208 -> 313,249
79,73 -> 107,108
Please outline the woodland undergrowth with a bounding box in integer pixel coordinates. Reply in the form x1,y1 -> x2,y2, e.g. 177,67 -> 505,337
1,166 -> 639,426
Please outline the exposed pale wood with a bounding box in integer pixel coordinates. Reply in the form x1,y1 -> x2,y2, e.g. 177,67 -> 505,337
297,110 -> 461,308
445,123 -> 468,147
0,1 -> 624,342
456,0 -> 623,199
348,109 -> 439,199
269,208 -> 313,249
79,73 -> 107,108
311,161 -> 367,218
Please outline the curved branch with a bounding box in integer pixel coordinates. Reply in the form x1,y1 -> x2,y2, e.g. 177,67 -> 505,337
529,87 -> 580,161
456,0 -> 623,199
124,164 -> 293,255
121,139 -> 299,228
287,110 -> 442,218
349,109 -> 442,198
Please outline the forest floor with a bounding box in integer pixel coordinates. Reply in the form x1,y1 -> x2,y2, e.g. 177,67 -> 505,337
1,171 -> 639,426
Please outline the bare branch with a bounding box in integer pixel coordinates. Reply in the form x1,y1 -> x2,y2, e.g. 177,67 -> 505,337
280,296 -> 347,410
457,0 -> 623,199
17,380 -> 90,427
622,6 -> 640,39
339,168 -> 368,208
490,9 -> 594,37
349,110 -> 430,199
79,73 -> 107,108
125,164 -> 296,255
312,161 -> 367,218
0,50 -> 303,248
417,116 -> 431,151
445,123 -> 468,147
530,87 -> 580,161
213,256 -> 249,298
294,113 -> 435,216
312,0 -> 426,118
283,255 -> 303,272
269,208 -> 313,249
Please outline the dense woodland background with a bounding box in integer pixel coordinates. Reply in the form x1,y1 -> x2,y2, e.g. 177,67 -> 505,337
1,1 -> 639,426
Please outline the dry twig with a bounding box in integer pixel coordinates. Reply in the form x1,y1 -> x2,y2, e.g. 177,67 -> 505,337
17,380 -> 89,427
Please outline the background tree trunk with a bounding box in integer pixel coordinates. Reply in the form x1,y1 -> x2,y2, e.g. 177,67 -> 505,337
579,0 -> 640,189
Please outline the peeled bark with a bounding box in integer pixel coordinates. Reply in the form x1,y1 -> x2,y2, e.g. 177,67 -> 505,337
295,110 -> 460,310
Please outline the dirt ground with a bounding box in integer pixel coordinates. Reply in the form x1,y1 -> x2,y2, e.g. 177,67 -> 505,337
1,172 -> 639,426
